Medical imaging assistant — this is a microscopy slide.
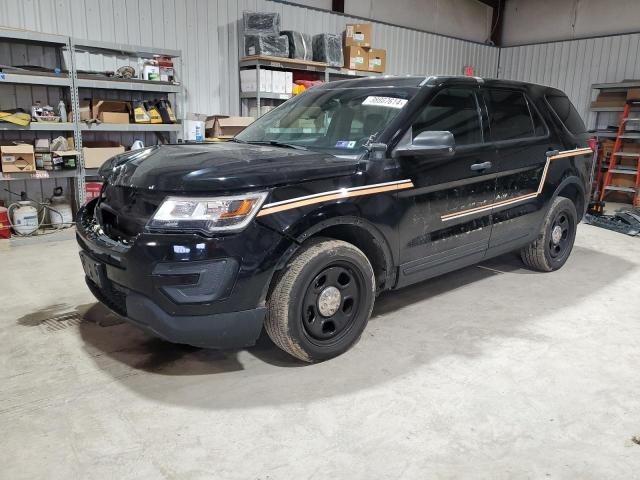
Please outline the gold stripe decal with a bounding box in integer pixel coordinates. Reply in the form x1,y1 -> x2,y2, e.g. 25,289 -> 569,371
441,147 -> 593,222
257,179 -> 414,217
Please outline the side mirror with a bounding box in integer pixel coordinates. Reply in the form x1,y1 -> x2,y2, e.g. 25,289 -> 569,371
393,131 -> 455,158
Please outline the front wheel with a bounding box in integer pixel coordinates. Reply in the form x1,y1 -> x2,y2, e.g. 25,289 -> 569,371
265,238 -> 375,363
520,196 -> 578,272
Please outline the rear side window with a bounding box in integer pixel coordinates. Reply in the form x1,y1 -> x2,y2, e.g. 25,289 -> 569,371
485,89 -> 540,141
546,94 -> 586,135
412,88 -> 482,145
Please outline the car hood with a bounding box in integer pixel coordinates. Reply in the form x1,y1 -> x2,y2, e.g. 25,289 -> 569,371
98,143 -> 363,192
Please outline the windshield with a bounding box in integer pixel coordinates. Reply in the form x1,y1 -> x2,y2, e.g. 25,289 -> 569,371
236,87 -> 418,155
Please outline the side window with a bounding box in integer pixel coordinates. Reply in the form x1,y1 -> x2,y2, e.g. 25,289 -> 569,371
412,88 -> 482,146
546,94 -> 586,135
485,89 -> 540,141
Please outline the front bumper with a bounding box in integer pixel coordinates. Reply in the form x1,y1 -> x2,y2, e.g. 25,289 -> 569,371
76,198 -> 290,349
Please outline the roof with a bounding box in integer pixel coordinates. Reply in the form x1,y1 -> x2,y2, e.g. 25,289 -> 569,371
320,75 -> 558,93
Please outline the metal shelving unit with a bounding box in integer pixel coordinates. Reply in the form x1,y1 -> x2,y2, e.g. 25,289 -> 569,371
0,122 -> 75,131
76,77 -> 182,93
239,55 -> 382,116
80,123 -> 182,132
0,28 -> 83,207
0,72 -> 71,87
0,29 -> 183,208
70,37 -> 183,203
0,170 -> 78,181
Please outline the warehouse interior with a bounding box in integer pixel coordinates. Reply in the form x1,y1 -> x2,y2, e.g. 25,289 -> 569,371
1,0 -> 640,478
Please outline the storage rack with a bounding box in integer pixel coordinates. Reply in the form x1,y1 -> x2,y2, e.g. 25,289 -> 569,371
0,28 -> 183,207
590,81 -> 640,204
70,38 -> 183,198
239,55 -> 382,116
0,28 -> 80,205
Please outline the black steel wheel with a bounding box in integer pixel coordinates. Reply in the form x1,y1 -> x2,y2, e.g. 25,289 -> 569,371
265,238 -> 375,362
301,263 -> 364,344
521,196 -> 578,272
548,209 -> 573,260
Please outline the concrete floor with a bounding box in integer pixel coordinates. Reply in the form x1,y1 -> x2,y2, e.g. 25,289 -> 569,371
1,224 -> 639,479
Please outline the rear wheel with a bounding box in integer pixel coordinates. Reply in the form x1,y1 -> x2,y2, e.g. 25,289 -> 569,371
521,196 -> 577,272
265,238 -> 375,363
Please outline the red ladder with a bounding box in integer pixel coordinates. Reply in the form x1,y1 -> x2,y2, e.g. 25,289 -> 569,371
599,101 -> 640,206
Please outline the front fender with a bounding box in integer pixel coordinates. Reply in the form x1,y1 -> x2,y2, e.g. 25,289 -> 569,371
258,201 -> 397,293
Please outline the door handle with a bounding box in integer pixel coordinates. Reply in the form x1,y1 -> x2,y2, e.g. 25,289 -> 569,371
470,161 -> 492,172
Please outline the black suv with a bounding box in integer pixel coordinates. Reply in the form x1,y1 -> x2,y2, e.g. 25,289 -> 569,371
77,76 -> 593,362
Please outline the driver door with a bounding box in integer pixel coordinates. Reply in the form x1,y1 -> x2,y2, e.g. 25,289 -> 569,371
394,86 -> 498,288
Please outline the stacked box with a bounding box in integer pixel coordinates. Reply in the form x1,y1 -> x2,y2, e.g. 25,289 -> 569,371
280,31 -> 313,61
344,23 -> 372,48
244,34 -> 289,57
243,11 -> 280,35
313,34 -> 343,67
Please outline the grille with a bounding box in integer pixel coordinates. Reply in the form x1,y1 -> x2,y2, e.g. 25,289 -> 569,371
96,184 -> 161,242
86,277 -> 128,317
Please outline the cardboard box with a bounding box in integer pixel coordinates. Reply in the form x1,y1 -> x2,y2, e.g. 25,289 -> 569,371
344,46 -> 369,71
261,69 -> 273,93
1,144 -> 35,172
627,88 -> 640,101
52,150 -> 79,169
82,141 -> 125,169
206,115 -> 254,138
92,100 -> 131,124
367,48 -> 386,73
285,71 -> 293,94
240,69 -> 257,92
344,23 -> 371,47
591,91 -> 627,108
242,69 -> 274,93
272,71 -> 287,93
34,138 -> 51,152
610,172 -> 637,189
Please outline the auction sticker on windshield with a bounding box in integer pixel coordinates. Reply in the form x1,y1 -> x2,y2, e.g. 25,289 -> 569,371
362,96 -> 408,109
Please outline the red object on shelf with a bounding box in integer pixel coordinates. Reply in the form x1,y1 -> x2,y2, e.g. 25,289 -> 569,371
85,182 -> 103,203
0,206 -> 10,239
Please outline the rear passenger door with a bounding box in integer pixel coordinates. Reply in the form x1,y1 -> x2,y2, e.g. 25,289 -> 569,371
481,88 -> 553,252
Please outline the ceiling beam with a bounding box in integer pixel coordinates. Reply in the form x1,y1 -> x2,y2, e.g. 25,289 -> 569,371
332,0 -> 345,13
476,0 -> 500,8
488,0 -> 506,46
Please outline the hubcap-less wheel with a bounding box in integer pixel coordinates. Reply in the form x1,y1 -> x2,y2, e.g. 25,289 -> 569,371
265,238 -> 375,362
520,196 -> 578,272
302,264 -> 362,342
549,210 -> 572,259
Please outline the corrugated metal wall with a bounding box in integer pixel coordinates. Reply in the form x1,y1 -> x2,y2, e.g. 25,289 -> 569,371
0,0 -> 498,117
498,33 -> 640,127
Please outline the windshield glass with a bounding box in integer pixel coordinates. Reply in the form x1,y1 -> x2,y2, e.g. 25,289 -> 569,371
236,87 -> 418,155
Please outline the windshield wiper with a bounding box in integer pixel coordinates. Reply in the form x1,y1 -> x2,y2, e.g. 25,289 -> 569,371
242,140 -> 308,151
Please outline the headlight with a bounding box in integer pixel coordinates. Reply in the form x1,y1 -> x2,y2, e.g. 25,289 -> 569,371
147,192 -> 268,233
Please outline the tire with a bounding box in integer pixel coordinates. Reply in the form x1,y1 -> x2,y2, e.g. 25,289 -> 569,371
520,196 -> 578,272
265,238 -> 376,363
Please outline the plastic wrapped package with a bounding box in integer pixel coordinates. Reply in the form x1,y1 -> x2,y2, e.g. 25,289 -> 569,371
280,31 -> 313,61
244,34 -> 289,57
312,34 -> 343,67
243,11 -> 280,35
